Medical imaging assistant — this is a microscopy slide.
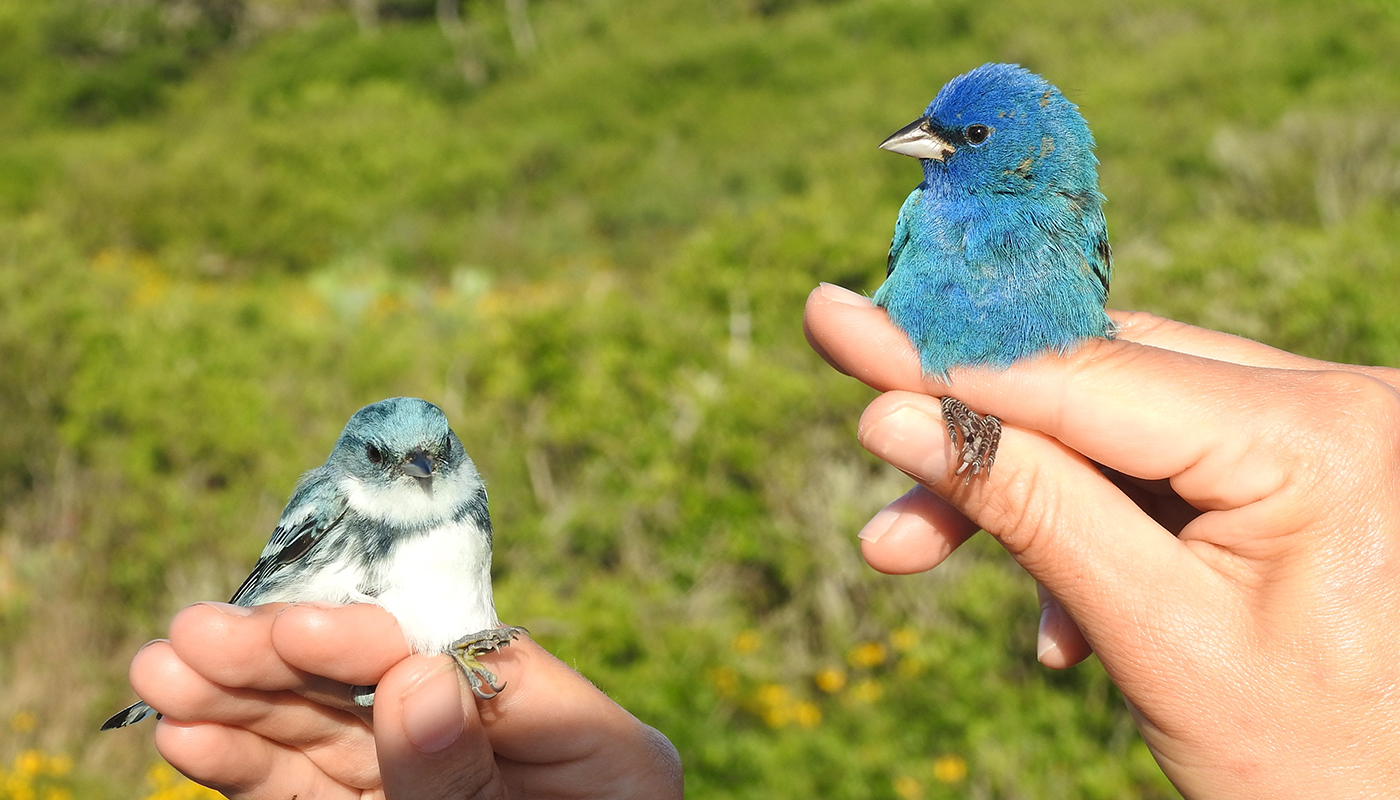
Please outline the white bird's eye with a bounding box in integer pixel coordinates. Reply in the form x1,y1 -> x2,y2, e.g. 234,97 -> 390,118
965,124 -> 992,146
365,443 -> 384,464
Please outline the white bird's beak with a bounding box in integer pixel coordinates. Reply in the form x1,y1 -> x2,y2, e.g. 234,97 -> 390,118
880,116 -> 956,162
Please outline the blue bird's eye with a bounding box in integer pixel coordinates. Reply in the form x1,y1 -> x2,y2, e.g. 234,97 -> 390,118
964,124 -> 992,146
365,443 -> 384,464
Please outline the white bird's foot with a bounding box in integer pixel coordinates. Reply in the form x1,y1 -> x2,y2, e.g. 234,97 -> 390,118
450,625 -> 528,699
940,397 -> 1001,481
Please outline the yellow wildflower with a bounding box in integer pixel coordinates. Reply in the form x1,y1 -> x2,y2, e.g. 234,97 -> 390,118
709,666 -> 739,696
893,775 -> 924,799
15,751 -> 44,777
849,679 -> 883,704
732,629 -> 760,654
890,627 -> 918,652
847,641 -> 888,668
792,701 -> 821,728
933,754 -> 968,783
814,667 -> 847,693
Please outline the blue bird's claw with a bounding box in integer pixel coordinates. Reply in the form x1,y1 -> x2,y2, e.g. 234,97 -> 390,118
940,397 -> 1001,481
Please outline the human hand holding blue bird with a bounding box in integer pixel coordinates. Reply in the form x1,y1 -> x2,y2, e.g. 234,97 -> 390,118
875,63 -> 1112,478
102,396 -> 524,730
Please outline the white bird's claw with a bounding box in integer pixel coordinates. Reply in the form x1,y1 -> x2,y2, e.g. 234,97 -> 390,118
450,625 -> 528,700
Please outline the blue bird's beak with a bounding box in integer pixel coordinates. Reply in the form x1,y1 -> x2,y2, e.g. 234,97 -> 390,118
880,116 -> 955,162
401,449 -> 434,478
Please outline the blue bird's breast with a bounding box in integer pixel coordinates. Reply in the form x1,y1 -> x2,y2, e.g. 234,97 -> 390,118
875,187 -> 1111,379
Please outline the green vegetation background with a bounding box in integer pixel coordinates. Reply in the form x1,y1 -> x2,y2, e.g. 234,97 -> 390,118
2,0 -> 1398,797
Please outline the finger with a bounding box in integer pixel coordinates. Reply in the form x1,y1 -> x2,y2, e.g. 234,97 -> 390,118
133,638 -> 278,722
858,484 -> 980,575
804,284 -> 924,388
153,718 -> 364,800
476,639 -> 683,798
804,285 -> 1399,394
810,283 -> 1400,511
168,603 -> 305,692
375,654 -> 505,800
1111,310 -> 1400,388
1109,311 -> 1311,369
169,602 -> 374,716
803,283 -> 879,376
856,391 -> 1223,661
131,637 -> 378,772
270,603 -> 412,687
1036,583 -> 1091,669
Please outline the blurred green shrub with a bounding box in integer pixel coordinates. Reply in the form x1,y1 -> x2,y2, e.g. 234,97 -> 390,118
0,0 -> 1397,797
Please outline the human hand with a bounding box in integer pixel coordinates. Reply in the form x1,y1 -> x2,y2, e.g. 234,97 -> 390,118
804,282 -> 1400,799
127,602 -> 683,799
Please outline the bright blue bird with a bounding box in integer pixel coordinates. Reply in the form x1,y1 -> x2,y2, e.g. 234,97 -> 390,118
102,397 -> 524,730
874,63 -> 1113,477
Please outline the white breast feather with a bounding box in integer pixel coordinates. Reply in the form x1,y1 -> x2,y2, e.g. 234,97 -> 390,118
300,468 -> 500,651
375,518 -> 498,653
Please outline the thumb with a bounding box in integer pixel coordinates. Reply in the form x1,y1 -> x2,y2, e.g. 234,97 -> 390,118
373,654 -> 505,800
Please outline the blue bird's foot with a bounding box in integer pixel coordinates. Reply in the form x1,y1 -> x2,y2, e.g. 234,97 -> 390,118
940,397 -> 1001,481
449,625 -> 528,699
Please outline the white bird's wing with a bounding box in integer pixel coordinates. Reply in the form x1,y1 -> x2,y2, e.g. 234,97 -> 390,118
228,480 -> 349,607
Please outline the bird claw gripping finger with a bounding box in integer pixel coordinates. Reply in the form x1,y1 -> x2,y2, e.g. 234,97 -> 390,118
940,397 -> 1002,481
449,625 -> 528,699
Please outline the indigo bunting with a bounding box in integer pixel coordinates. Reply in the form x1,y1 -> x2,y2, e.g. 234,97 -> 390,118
102,397 -> 524,730
875,63 -> 1112,477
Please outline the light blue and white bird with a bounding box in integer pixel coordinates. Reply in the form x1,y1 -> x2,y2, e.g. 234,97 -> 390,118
875,63 -> 1113,477
102,397 -> 523,730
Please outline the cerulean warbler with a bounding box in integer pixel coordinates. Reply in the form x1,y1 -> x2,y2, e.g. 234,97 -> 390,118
102,396 -> 523,730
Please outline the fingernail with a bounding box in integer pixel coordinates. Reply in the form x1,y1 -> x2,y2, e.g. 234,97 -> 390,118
403,661 -> 464,754
1037,602 -> 1061,663
198,602 -> 254,617
858,505 -> 900,544
858,405 -> 952,482
818,282 -> 874,307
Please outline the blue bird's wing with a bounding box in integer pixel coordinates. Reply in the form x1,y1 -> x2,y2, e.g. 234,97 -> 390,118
1055,189 -> 1112,304
228,478 -> 349,606
885,185 -> 924,277
1087,223 -> 1112,304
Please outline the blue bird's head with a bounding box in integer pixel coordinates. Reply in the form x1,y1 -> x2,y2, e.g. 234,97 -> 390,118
881,63 -> 1100,199
329,397 -> 473,490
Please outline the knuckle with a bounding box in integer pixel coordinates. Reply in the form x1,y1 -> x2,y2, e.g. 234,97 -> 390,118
1294,370 -> 1400,458
1253,370 -> 1400,519
972,457 -> 1061,559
